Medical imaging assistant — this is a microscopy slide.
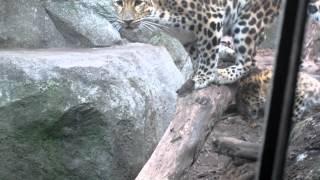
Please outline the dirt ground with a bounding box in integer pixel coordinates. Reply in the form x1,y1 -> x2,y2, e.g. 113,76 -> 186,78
183,48 -> 320,180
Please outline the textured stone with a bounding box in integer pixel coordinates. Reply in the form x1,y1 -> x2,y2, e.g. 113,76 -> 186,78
0,44 -> 184,180
0,0 -> 121,48
44,0 -> 121,47
120,29 -> 193,78
287,115 -> 320,180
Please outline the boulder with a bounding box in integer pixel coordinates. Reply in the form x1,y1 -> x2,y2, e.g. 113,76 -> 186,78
0,0 -> 192,78
120,29 -> 193,78
0,0 -> 66,48
0,0 -> 121,48
44,0 -> 121,47
0,43 -> 184,180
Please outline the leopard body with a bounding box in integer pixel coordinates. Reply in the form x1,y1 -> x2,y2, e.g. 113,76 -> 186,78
112,0 -> 320,90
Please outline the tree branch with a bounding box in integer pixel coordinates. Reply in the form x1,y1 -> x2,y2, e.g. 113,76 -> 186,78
212,136 -> 261,161
135,85 -> 235,180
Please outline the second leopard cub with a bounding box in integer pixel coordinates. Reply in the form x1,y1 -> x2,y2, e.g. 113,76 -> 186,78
236,68 -> 320,121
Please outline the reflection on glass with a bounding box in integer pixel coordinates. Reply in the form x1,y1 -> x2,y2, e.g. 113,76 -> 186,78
0,0 -> 319,179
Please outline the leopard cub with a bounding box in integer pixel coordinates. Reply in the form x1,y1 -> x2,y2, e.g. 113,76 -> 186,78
236,68 -> 320,121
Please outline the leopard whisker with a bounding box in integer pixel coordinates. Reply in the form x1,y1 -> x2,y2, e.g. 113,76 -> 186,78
147,23 -> 158,32
141,21 -> 159,31
140,24 -> 151,33
148,22 -> 180,35
141,22 -> 154,32
142,19 -> 171,31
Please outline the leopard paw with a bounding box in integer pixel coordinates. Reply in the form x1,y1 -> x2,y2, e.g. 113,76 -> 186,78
194,79 -> 210,89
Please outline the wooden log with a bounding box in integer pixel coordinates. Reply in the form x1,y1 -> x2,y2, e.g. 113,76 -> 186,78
212,137 -> 261,161
135,84 -> 235,180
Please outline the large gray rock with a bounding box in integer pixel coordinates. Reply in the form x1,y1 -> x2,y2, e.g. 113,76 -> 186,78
44,0 -> 121,47
0,44 -> 184,180
0,0 -> 192,78
0,0 -> 66,48
120,29 -> 193,78
0,0 -> 121,48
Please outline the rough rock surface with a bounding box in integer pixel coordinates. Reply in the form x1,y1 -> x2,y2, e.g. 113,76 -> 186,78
120,29 -> 193,78
0,0 -> 65,48
44,0 -> 121,47
287,114 -> 320,180
0,0 -> 192,77
0,0 -> 121,48
0,43 -> 184,180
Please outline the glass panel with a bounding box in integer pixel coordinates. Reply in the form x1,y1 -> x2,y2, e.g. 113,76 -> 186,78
185,1 -> 319,180
0,0 -> 318,179
284,2 -> 320,179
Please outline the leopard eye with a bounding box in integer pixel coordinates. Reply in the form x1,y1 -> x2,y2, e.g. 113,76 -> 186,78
116,0 -> 123,6
135,0 -> 143,6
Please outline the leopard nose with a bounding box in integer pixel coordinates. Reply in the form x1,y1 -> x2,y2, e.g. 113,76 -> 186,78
124,19 -> 134,25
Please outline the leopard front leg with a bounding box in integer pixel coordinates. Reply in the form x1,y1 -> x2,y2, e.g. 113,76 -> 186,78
192,45 -> 222,89
176,43 -> 220,95
190,17 -> 225,89
177,18 -> 224,95
184,39 -> 236,88
211,23 -> 259,85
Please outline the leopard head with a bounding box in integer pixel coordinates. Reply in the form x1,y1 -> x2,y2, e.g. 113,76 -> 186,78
112,0 -> 153,30
308,0 -> 320,22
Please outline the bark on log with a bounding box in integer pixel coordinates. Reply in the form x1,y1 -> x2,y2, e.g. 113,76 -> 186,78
135,85 -> 235,180
212,137 -> 261,161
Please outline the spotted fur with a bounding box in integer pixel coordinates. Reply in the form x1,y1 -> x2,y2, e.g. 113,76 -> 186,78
112,0 -> 320,90
236,68 -> 320,121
